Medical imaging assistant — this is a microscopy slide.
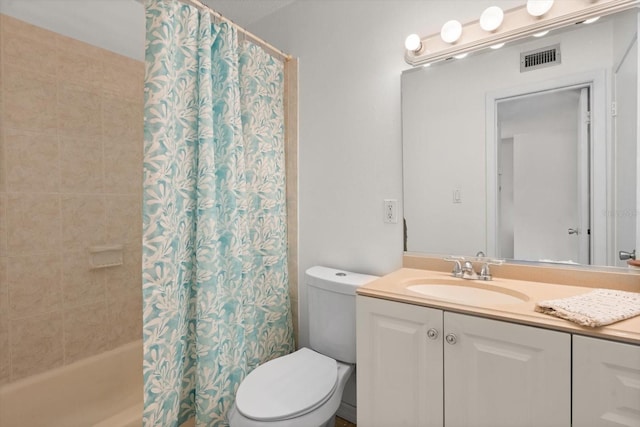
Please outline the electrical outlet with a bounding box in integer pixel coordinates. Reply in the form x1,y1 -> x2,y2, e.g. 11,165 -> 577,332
384,199 -> 398,224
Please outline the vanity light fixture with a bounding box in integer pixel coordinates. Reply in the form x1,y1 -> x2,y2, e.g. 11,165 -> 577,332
526,0 -> 554,17
403,0 -> 639,67
441,20 -> 462,43
404,33 -> 422,52
480,6 -> 505,32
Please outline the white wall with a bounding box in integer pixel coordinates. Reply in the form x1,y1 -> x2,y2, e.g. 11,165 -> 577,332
0,0 -> 145,60
245,0 -> 522,349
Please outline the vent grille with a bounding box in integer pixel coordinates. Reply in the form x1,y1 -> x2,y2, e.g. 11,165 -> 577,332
520,44 -> 561,72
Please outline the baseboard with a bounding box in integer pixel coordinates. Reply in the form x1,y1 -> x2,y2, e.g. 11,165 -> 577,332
336,402 -> 356,424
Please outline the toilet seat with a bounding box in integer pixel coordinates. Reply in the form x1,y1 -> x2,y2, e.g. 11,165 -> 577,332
235,348 -> 338,421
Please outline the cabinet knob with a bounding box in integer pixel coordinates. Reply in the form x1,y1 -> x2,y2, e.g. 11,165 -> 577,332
445,333 -> 457,345
427,328 -> 439,340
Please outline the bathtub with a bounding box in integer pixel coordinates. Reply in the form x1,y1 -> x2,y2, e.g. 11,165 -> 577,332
0,340 -> 142,427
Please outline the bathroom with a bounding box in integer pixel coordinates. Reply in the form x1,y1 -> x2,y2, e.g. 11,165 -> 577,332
1,0 -> 639,426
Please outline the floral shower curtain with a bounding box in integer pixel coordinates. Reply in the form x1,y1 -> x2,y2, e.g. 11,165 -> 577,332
142,0 -> 294,425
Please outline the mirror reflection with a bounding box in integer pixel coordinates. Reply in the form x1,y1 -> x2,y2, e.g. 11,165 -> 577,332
402,8 -> 639,268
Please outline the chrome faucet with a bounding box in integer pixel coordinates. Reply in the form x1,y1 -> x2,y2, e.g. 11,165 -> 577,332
462,261 -> 478,280
445,256 -> 502,280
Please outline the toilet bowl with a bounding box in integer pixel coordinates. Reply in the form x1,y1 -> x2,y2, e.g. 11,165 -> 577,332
228,266 -> 378,427
227,348 -> 353,427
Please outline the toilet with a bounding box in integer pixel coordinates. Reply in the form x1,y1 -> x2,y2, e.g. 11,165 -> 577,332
228,266 -> 378,427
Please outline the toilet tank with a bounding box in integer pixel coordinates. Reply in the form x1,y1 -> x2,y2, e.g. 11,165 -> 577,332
306,266 -> 378,364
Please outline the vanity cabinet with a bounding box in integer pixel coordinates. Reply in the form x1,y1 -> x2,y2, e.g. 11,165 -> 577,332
356,295 -> 444,426
356,296 -> 571,427
573,335 -> 640,426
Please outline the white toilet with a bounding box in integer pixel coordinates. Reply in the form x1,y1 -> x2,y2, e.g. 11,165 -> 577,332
228,266 -> 378,427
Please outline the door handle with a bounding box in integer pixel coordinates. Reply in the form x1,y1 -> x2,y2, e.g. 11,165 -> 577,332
568,228 -> 579,235
619,250 -> 636,260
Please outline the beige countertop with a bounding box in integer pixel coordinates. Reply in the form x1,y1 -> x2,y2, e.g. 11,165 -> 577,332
357,267 -> 640,345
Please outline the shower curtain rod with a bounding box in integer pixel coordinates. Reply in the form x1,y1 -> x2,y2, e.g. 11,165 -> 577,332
181,0 -> 292,62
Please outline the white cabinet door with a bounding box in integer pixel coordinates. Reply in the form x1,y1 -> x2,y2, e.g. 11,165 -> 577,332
573,335 -> 640,426
443,312 -> 571,427
356,296 -> 443,427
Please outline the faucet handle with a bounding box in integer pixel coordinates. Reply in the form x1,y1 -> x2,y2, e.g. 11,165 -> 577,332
451,260 -> 463,278
478,263 -> 492,281
444,256 -> 465,278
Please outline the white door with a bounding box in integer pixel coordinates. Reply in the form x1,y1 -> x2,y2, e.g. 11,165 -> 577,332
498,88 -> 590,263
613,35 -> 639,266
573,335 -> 640,426
356,296 -> 443,427
443,312 -> 571,427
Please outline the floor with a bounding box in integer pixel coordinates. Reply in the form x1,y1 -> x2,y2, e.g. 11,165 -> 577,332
335,416 -> 356,427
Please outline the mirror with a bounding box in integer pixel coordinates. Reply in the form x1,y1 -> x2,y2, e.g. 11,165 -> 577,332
402,7 -> 639,268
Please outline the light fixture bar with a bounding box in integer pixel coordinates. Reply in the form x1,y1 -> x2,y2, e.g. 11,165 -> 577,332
405,0 -> 640,66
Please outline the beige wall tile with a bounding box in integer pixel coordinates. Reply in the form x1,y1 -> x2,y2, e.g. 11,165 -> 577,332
0,313 -> 9,384
105,195 -> 142,247
105,246 -> 141,302
0,14 -> 145,382
108,293 -> 142,348
3,66 -> 57,132
0,256 -> 7,314
4,130 -> 60,193
8,253 -> 62,318
102,95 -> 144,141
60,136 -> 104,193
57,82 -> 102,137
56,34 -> 103,90
290,296 -> 299,348
64,302 -> 109,363
1,15 -> 57,76
10,312 -> 64,380
103,50 -> 144,102
104,140 -> 142,194
61,195 -> 105,251
6,194 -> 61,255
0,132 -> 5,192
0,194 -> 6,257
62,251 -> 106,307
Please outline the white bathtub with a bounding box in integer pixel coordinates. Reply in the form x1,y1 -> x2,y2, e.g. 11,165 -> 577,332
0,340 -> 142,427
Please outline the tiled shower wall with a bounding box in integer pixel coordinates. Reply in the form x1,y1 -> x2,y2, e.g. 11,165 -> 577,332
0,15 -> 144,383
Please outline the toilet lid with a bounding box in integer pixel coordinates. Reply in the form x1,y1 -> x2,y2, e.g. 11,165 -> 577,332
235,348 -> 338,421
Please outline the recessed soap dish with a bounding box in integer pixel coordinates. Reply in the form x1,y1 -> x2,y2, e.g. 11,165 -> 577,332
88,245 -> 124,269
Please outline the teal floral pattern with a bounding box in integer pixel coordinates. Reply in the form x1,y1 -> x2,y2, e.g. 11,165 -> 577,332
142,1 -> 294,425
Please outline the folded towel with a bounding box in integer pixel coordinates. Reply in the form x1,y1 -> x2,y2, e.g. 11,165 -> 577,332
535,289 -> 640,327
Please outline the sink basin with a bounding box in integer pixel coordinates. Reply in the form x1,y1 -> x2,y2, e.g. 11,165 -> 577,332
406,279 -> 529,305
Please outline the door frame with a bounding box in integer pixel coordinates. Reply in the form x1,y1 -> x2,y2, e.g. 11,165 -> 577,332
612,31 -> 639,266
486,70 -> 607,265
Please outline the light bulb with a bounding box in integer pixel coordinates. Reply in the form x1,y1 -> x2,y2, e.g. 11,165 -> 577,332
441,20 -> 462,43
527,0 -> 554,17
405,34 -> 422,52
480,6 -> 504,32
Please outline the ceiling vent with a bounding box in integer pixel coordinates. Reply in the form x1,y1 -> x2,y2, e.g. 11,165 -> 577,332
520,44 -> 561,72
